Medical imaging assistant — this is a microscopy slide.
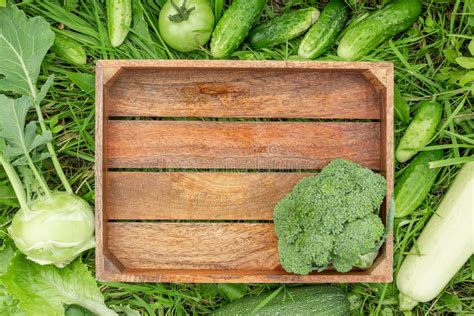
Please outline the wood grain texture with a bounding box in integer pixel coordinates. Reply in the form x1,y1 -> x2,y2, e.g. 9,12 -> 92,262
380,63 -> 395,279
108,223 -> 280,270
103,222 -> 391,283
96,60 -> 394,283
107,172 -> 312,220
107,121 -> 381,170
106,68 -> 379,119
95,61 -> 106,276
98,59 -> 392,73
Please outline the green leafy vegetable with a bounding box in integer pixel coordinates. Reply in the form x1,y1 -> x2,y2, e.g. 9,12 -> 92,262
0,5 -> 96,268
2,254 -> 116,316
0,5 -> 71,192
0,93 -> 95,267
0,6 -> 54,97
0,96 -> 51,191
0,181 -> 18,207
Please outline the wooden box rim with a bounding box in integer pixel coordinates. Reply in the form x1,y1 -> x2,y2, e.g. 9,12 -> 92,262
95,59 -> 394,283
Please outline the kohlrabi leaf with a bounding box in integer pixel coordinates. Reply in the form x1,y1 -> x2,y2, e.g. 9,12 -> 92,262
0,95 -> 51,162
0,181 -> 18,207
0,5 -> 55,97
37,74 -> 55,103
2,254 -> 117,316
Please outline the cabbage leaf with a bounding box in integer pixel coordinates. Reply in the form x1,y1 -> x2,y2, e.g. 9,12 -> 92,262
1,253 -> 116,316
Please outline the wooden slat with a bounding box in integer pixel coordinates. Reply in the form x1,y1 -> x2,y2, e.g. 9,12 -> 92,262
107,121 -> 381,170
108,223 -> 280,271
107,172 -> 312,220
106,68 -> 379,119
99,256 -> 390,283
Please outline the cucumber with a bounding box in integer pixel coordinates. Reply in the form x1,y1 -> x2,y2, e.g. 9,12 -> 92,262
337,0 -> 421,60
212,285 -> 350,316
210,0 -> 265,58
395,150 -> 444,218
396,101 -> 443,163
298,0 -> 349,59
248,8 -> 320,50
52,33 -> 87,65
107,0 -> 132,47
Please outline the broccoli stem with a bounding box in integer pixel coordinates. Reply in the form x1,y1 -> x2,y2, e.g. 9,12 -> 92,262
354,251 -> 379,270
0,153 -> 31,212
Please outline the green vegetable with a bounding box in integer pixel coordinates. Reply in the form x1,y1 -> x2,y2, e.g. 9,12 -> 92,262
274,159 -> 388,274
212,285 -> 350,316
395,150 -> 444,218
210,0 -> 265,58
52,32 -> 87,65
248,7 -> 319,50
0,5 -> 95,267
298,0 -> 348,59
337,0 -> 422,60
107,0 -> 132,47
0,5 -> 71,192
0,96 -> 95,268
0,180 -> 18,207
397,162 -> 474,311
396,101 -> 443,163
8,192 -> 95,267
159,0 -> 215,53
1,253 -> 116,316
394,85 -> 411,123
66,305 -> 95,316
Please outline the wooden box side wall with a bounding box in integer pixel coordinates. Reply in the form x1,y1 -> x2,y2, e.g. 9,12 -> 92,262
96,60 -> 394,283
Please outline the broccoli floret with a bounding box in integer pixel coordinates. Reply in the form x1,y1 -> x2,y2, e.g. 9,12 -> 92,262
273,159 -> 387,274
332,214 -> 385,272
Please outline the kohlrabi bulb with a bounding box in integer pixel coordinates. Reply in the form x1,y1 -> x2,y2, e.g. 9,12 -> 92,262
8,192 -> 95,268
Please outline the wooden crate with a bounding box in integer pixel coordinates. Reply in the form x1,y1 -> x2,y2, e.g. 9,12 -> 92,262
95,60 -> 394,283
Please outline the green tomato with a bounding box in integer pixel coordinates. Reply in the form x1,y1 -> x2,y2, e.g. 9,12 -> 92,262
159,0 -> 214,52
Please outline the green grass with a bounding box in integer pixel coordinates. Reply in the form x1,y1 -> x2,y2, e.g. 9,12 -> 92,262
3,0 -> 473,315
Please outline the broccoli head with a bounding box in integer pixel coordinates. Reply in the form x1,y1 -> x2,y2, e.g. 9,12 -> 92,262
273,159 -> 387,274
